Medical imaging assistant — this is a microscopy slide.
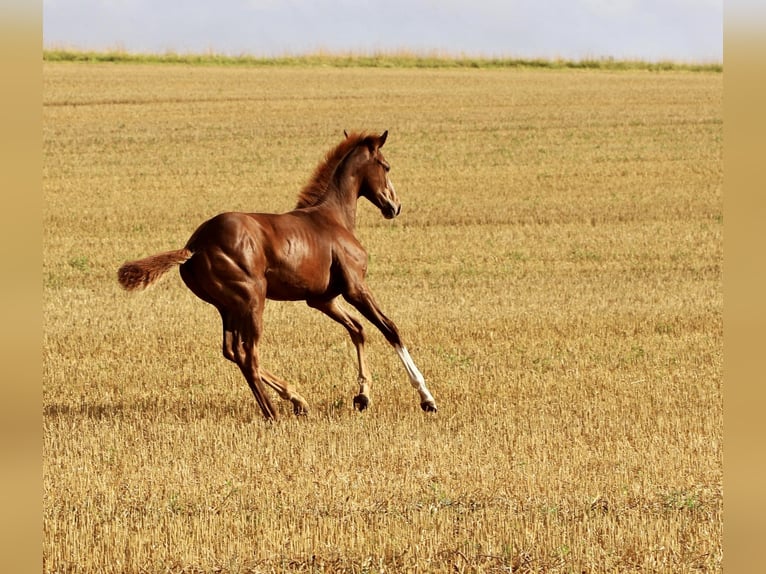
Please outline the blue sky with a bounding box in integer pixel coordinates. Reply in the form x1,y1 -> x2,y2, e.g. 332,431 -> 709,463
43,0 -> 723,62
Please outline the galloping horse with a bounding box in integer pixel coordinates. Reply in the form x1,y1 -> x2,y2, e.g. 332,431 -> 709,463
117,131 -> 437,420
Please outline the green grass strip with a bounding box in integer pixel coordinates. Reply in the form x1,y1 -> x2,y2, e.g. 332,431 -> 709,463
43,49 -> 722,72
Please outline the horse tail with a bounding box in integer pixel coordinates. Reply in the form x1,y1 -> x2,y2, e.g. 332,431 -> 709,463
117,248 -> 193,291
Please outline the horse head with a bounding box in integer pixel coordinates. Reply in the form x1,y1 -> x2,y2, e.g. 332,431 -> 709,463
354,130 -> 401,220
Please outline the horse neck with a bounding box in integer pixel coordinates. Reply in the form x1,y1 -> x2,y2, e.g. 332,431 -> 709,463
324,159 -> 362,231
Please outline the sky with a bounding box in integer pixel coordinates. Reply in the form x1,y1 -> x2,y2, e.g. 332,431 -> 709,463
43,0 -> 723,63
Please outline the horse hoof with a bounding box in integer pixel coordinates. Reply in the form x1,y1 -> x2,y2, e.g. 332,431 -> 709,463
293,403 -> 309,416
353,394 -> 370,411
421,401 -> 438,413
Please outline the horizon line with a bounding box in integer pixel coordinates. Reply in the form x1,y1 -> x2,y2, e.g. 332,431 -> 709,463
42,47 -> 723,72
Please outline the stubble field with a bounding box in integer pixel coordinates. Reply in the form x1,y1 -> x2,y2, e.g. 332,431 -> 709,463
43,62 -> 722,572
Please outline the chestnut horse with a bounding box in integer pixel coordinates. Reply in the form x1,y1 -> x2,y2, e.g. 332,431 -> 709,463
117,131 -> 437,420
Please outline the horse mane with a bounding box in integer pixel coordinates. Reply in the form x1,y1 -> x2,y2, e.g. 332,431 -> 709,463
295,132 -> 371,209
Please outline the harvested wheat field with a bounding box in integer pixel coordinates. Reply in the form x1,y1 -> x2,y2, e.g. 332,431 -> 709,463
43,60 -> 722,572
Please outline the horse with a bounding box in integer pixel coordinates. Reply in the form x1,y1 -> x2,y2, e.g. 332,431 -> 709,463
117,130 -> 437,420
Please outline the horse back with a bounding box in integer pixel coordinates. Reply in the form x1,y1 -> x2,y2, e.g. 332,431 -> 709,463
183,210 -> 352,302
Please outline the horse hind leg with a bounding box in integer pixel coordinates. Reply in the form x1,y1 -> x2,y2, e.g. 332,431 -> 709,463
225,309 -> 278,421
220,309 -> 307,418
182,254 -> 278,420
219,310 -> 238,364
240,340 -> 277,421
260,369 -> 309,416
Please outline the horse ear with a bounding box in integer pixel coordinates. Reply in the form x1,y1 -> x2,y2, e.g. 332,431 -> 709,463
343,130 -> 349,139
378,130 -> 388,148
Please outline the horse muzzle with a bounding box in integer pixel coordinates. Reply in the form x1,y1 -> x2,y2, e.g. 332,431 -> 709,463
382,200 -> 401,219
381,177 -> 401,219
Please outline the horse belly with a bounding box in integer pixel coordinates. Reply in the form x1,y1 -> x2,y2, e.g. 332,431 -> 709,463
264,248 -> 333,301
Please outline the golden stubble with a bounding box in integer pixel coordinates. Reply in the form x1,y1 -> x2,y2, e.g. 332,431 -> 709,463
44,63 -> 722,573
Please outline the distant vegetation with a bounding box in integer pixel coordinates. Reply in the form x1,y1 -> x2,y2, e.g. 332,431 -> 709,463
43,48 -> 722,72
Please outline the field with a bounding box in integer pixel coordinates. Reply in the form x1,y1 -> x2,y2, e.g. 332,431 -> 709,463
43,61 -> 722,572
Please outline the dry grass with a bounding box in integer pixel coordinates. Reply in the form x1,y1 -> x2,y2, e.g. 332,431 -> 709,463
43,63 -> 722,572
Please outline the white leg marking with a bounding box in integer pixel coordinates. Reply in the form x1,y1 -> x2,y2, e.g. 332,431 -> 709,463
395,345 -> 435,405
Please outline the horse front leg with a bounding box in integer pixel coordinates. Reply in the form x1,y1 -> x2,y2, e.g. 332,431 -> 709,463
308,298 -> 373,411
342,287 -> 438,413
